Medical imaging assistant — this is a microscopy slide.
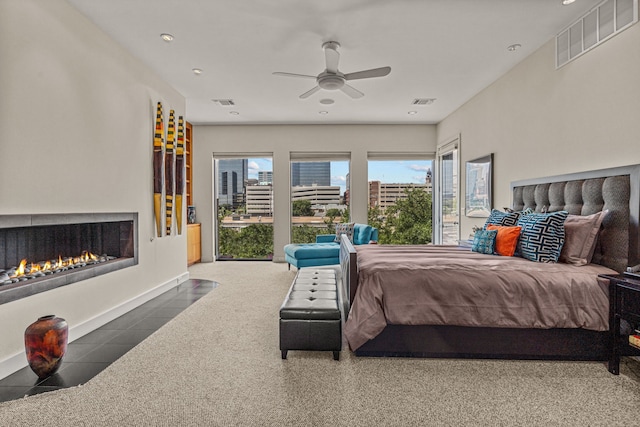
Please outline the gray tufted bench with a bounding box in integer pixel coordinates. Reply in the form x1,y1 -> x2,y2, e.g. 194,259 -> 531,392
279,268 -> 341,360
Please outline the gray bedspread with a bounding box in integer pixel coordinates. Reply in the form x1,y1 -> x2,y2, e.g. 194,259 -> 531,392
344,245 -> 617,351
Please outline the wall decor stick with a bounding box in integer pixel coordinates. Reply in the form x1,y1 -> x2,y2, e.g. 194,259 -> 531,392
165,110 -> 176,236
153,102 -> 164,238
175,116 -> 185,235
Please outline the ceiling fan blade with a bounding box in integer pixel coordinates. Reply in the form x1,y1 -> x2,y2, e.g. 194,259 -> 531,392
299,86 -> 321,99
273,72 -> 317,79
340,84 -> 364,99
324,45 -> 340,74
344,66 -> 391,81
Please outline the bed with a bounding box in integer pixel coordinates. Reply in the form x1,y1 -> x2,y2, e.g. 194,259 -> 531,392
340,165 -> 640,360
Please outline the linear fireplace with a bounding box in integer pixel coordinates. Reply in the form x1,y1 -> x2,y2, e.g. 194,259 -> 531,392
0,213 -> 138,305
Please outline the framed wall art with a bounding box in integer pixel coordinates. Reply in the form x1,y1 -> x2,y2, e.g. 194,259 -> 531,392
465,154 -> 493,217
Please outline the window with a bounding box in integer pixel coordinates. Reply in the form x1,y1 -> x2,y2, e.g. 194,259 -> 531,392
214,156 -> 274,260
290,154 -> 350,244
367,159 -> 433,244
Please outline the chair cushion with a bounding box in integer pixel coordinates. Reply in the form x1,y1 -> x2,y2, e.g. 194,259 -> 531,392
283,243 -> 339,260
353,224 -> 373,245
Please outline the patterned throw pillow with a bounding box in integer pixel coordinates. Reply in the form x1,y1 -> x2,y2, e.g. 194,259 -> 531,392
471,229 -> 498,255
334,222 -> 355,243
517,211 -> 569,263
484,209 -> 520,228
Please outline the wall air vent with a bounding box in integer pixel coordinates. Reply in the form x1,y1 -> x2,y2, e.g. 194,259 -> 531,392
412,98 -> 436,105
556,0 -> 637,68
212,99 -> 235,106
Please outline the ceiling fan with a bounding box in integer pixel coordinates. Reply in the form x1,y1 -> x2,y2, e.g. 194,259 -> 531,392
273,41 -> 391,99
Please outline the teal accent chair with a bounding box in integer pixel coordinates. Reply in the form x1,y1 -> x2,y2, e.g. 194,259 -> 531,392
284,224 -> 378,270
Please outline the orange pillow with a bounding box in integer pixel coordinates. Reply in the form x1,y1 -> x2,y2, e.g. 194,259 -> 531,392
486,224 -> 522,256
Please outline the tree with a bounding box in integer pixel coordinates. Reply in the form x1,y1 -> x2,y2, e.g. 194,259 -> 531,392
367,205 -> 384,230
231,224 -> 273,258
371,188 -> 433,245
341,207 -> 350,223
292,225 -> 322,244
323,208 -> 342,232
292,200 -> 313,216
217,205 -> 273,259
325,208 -> 342,218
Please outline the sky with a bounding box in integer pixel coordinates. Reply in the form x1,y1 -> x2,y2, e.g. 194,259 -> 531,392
247,158 -> 433,193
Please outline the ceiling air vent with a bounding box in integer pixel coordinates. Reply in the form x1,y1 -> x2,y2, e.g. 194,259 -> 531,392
556,0 -> 637,69
212,99 -> 235,106
412,98 -> 436,105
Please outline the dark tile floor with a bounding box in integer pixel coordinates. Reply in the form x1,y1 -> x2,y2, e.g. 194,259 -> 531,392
0,278 -> 217,403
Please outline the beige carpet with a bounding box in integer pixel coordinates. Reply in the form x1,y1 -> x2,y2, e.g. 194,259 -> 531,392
1,261 -> 639,426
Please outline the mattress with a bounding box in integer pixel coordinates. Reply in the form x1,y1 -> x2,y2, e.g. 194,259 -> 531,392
344,244 -> 617,351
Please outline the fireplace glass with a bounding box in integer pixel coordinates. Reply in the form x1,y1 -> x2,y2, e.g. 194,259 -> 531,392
0,213 -> 138,304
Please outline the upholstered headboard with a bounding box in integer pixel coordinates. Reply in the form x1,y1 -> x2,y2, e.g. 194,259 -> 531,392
511,165 -> 640,273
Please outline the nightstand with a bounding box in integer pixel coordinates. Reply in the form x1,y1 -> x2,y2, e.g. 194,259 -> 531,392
600,273 -> 640,375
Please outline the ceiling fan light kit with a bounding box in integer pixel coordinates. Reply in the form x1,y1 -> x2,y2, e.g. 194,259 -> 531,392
273,41 -> 391,99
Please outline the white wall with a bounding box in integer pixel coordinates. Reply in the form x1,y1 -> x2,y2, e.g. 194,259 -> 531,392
0,0 -> 187,374
192,125 -> 436,262
437,22 -> 640,237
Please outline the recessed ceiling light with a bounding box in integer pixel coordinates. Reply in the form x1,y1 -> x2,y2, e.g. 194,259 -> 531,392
507,44 -> 522,52
562,0 -> 576,5
160,33 -> 174,42
408,111 -> 418,115
319,111 -> 329,115
192,68 -> 203,75
229,111 -> 239,115
319,99 -> 335,105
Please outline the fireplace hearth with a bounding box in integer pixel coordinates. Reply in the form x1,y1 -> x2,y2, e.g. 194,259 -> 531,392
0,213 -> 138,305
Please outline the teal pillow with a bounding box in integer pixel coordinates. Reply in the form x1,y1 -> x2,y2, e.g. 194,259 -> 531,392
472,229 -> 498,254
353,224 -> 372,245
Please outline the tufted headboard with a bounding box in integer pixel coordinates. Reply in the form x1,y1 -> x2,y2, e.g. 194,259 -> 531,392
511,165 -> 640,273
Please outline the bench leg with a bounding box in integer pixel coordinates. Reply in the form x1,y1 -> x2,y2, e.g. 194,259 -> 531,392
281,350 -> 288,359
333,351 -> 339,361
288,263 -> 290,271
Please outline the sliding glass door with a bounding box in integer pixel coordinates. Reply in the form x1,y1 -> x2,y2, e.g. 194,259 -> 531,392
435,139 -> 459,244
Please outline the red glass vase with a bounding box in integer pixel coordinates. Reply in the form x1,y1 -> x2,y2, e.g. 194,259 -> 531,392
24,315 -> 68,378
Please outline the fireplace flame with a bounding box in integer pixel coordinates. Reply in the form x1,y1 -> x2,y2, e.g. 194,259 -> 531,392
9,252 -> 99,279
15,259 -> 27,276
28,262 -> 41,274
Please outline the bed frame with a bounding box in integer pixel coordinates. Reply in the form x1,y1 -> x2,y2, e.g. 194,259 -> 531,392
340,164 -> 640,360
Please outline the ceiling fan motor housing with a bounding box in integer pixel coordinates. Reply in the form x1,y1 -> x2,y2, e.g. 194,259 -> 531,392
318,72 -> 345,90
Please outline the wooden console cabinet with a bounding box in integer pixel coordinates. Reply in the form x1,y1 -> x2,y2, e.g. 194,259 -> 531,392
187,223 -> 201,266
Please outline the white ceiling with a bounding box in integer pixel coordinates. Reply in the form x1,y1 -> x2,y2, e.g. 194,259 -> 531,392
66,0 -> 600,125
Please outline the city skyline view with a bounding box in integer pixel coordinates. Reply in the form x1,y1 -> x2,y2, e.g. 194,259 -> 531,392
247,158 -> 433,193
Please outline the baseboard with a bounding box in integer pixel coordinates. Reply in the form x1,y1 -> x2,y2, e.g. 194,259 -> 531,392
0,272 -> 190,381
